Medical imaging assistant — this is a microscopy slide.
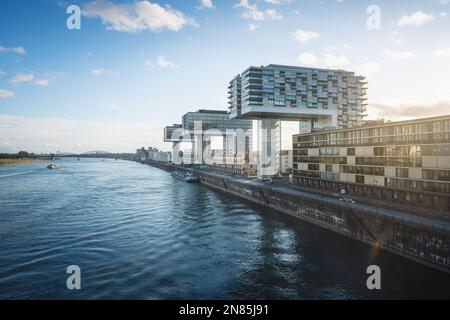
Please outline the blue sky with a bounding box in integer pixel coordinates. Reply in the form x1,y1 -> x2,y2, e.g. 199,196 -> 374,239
1,0 -> 450,153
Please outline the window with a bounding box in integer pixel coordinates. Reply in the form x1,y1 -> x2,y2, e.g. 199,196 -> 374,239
373,167 -> 385,176
347,148 -> 355,156
423,169 -> 450,182
374,147 -> 384,156
396,168 -> 409,178
325,164 -> 332,172
356,175 -> 365,184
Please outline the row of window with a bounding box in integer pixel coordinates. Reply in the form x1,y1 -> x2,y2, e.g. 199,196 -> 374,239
295,120 -> 450,144
295,145 -> 449,162
387,178 -> 450,194
295,135 -> 450,148
293,172 -> 450,194
355,157 -> 423,168
321,172 -> 340,182
423,169 -> 450,182
340,166 -> 385,176
295,163 -> 450,182
294,157 -> 348,165
294,156 -> 424,167
293,170 -> 321,178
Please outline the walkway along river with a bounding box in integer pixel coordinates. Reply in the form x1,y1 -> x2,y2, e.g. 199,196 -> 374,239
147,160 -> 450,274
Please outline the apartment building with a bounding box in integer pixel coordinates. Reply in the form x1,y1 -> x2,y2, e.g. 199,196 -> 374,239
228,64 -> 367,179
148,147 -> 171,163
292,115 -> 450,211
280,150 -> 293,174
229,64 -> 368,129
209,152 -> 258,177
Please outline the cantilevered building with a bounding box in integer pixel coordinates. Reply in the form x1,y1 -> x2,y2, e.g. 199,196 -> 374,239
164,109 -> 253,164
229,64 -> 368,179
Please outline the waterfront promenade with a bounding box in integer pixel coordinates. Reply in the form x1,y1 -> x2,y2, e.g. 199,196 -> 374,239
144,160 -> 450,273
148,161 -> 450,232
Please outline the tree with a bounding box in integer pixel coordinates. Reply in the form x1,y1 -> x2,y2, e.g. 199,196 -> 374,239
17,151 -> 30,158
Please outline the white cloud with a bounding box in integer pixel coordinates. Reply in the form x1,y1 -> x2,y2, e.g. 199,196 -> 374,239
383,49 -> 416,60
369,101 -> 450,121
397,11 -> 433,27
42,70 -> 65,82
265,9 -> 282,20
199,0 -> 214,9
0,114 -> 167,154
0,89 -> 15,99
293,29 -> 320,42
0,70 -> 6,77
35,79 -> 50,86
323,53 -> 349,67
0,46 -> 26,55
91,68 -> 117,76
439,12 -> 448,18
156,56 -> 179,69
324,45 -> 338,52
144,59 -> 153,70
434,48 -> 450,59
390,31 -> 403,45
353,61 -> 381,77
235,0 -> 283,21
298,52 -> 319,66
98,101 -> 120,110
83,0 -> 197,33
264,0 -> 293,4
298,51 -> 351,68
10,73 -> 34,84
248,23 -> 259,31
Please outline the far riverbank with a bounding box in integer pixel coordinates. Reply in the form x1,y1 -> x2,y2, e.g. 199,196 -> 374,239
0,159 -> 46,166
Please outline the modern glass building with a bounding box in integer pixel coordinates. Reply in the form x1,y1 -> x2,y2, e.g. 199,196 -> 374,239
182,109 -> 252,137
164,109 -> 253,164
163,124 -> 183,142
229,64 -> 368,128
229,64 -> 368,179
292,115 -> 450,211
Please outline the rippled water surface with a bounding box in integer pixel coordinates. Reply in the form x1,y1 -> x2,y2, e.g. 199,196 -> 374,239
1,158 -> 450,299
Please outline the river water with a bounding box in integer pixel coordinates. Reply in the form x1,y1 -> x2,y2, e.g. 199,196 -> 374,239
0,158 -> 449,299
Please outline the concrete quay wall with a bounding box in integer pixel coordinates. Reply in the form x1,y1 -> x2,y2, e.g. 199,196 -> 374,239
145,161 -> 450,274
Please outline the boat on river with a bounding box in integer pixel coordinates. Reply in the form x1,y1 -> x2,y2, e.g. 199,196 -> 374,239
171,171 -> 199,183
47,163 -> 63,169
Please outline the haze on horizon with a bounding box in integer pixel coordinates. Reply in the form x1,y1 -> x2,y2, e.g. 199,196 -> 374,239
1,0 -> 450,154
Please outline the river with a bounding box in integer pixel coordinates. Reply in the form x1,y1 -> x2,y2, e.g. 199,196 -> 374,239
1,158 -> 449,299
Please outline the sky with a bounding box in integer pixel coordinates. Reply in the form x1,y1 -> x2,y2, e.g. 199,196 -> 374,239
0,0 -> 450,153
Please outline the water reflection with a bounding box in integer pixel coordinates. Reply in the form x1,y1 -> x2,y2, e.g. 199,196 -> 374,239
0,158 -> 449,299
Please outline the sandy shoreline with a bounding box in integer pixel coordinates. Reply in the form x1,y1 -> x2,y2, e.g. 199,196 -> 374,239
0,159 -> 47,166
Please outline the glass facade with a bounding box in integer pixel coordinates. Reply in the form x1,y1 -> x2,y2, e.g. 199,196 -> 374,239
229,64 -> 368,128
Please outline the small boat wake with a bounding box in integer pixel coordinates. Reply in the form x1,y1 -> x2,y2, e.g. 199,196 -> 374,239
0,171 -> 36,178
47,163 -> 63,170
